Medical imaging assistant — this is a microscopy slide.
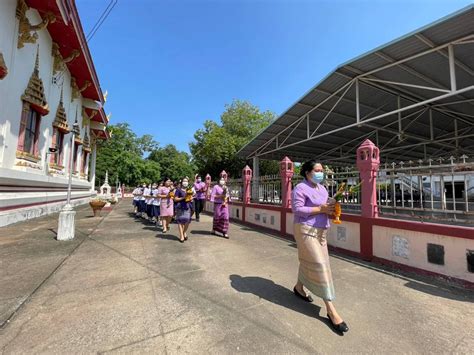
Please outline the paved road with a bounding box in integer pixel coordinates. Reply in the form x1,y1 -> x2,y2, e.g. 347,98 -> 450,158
1,200 -> 473,354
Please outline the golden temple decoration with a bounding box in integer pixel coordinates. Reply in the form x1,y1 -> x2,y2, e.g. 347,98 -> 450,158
83,131 -> 91,152
21,46 -> 49,115
82,107 -> 98,127
81,108 -> 90,128
71,77 -> 80,101
103,90 -> 108,102
51,42 -> 65,74
16,0 -> 56,49
79,80 -> 91,93
16,150 -> 41,163
72,117 -> 82,145
0,52 -> 7,79
53,89 -> 70,133
49,162 -> 64,171
63,49 -> 80,64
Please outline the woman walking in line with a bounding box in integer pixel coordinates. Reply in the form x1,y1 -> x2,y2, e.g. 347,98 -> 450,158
138,183 -> 147,218
151,182 -> 161,226
193,175 -> 207,222
210,177 -> 230,238
132,185 -> 141,215
292,160 -> 348,334
158,178 -> 174,233
145,183 -> 154,222
173,177 -> 195,243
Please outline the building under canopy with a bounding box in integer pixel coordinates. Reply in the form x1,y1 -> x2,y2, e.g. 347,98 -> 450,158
238,5 -> 474,166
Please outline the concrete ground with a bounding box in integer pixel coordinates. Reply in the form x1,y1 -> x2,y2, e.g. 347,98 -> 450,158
0,200 -> 473,354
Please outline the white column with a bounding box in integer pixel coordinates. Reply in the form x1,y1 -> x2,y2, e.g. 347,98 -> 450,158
90,142 -> 97,192
252,156 -> 260,202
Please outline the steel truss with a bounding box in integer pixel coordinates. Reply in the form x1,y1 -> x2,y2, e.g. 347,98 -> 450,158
250,33 -> 474,163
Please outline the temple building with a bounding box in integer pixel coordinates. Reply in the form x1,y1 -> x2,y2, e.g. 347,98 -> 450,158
0,0 -> 110,226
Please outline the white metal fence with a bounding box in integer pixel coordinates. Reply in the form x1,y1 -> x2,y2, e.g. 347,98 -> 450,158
227,178 -> 243,202
377,156 -> 474,223
213,156 -> 473,224
251,174 -> 281,204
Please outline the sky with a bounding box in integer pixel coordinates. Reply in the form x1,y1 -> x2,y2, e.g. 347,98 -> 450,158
76,0 -> 473,153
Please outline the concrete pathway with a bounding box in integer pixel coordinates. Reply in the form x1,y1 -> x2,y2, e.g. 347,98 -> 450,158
1,200 -> 473,354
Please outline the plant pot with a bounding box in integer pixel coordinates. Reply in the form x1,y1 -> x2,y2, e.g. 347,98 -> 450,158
89,200 -> 107,217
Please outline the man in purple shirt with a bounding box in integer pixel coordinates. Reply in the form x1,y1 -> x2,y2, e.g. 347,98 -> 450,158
193,175 -> 207,222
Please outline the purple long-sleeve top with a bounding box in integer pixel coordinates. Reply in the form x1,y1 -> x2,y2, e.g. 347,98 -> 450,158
194,182 -> 207,200
292,179 -> 330,228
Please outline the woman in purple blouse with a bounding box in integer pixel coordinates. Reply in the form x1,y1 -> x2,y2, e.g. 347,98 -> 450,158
173,177 -> 195,243
292,160 -> 349,334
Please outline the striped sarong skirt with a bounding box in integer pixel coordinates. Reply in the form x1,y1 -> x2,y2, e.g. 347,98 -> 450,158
293,223 -> 335,301
176,208 -> 192,225
213,202 -> 229,233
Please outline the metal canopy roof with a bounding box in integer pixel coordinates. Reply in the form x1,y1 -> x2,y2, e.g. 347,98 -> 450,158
238,5 -> 474,165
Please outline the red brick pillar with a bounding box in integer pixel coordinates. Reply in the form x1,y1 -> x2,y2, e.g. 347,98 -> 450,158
280,157 -> 294,208
205,174 -> 212,201
356,139 -> 380,260
242,165 -> 252,222
280,157 -> 294,238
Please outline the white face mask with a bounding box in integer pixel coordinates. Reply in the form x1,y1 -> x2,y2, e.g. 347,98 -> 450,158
182,182 -> 189,188
197,178 -> 202,183
219,180 -> 225,186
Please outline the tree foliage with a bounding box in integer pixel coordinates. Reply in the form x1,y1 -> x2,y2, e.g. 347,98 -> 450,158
95,123 -> 162,188
147,144 -> 196,181
189,99 -> 280,179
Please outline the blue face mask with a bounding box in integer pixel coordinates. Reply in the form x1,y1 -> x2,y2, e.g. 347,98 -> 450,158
311,172 -> 325,184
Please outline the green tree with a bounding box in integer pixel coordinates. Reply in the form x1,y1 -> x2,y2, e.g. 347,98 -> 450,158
189,100 -> 279,178
148,144 -> 196,181
95,123 -> 161,188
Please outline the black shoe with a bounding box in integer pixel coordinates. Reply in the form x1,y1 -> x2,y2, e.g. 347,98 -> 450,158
327,314 -> 349,333
196,218 -> 200,222
293,287 -> 313,303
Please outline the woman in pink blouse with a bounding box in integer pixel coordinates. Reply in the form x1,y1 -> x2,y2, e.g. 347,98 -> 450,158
158,178 -> 174,233
292,160 -> 348,334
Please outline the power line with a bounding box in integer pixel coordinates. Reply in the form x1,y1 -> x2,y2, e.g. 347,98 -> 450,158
86,0 -> 118,42
53,0 -> 118,84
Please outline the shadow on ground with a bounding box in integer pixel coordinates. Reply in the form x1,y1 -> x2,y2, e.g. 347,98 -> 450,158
229,274 -> 342,335
236,220 -> 474,303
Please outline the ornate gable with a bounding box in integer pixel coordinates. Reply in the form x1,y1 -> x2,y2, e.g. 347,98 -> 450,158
21,46 -> 49,115
82,131 -> 91,152
53,89 -> 70,133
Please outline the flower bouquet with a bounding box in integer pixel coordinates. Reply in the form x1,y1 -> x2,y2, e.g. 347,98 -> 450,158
168,188 -> 175,200
185,187 -> 194,202
332,181 -> 362,224
222,185 -> 229,207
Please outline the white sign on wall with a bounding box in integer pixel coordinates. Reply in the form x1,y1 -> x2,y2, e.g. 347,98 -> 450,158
392,235 -> 409,259
337,226 -> 346,241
